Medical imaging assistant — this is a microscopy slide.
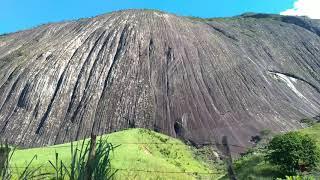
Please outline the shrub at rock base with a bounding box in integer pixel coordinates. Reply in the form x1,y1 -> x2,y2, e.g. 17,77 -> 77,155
267,132 -> 320,175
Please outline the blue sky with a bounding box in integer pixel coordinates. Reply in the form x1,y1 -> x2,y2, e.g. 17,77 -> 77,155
0,0 -> 298,34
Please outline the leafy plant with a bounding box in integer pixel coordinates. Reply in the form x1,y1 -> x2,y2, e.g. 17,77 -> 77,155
48,152 -> 69,180
49,137 -> 118,180
266,132 -> 320,175
16,155 -> 48,180
0,144 -> 45,180
276,175 -> 316,180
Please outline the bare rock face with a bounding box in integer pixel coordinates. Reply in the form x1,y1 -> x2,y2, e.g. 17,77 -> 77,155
0,10 -> 320,150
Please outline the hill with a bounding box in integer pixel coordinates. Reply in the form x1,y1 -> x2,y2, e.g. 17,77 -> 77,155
0,10 -> 320,150
9,128 -> 222,179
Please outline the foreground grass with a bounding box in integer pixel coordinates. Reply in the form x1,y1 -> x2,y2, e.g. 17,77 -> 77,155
9,128 -> 222,179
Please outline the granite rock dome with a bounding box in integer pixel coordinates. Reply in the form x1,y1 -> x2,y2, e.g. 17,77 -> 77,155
0,10 -> 320,150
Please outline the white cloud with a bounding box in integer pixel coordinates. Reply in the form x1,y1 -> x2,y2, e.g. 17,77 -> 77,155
280,0 -> 320,19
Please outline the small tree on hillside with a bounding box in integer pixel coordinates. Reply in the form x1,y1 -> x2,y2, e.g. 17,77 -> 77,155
266,132 -> 320,175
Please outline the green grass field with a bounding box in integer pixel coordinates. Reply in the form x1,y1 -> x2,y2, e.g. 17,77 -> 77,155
9,128 -> 222,180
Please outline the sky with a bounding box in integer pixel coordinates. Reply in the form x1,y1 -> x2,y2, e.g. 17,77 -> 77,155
0,0 -> 319,34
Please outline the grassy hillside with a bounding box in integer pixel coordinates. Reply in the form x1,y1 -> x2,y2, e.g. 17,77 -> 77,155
9,128 -> 222,179
300,124 -> 320,146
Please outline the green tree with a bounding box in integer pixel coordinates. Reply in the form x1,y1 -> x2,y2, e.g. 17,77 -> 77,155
267,132 -> 320,175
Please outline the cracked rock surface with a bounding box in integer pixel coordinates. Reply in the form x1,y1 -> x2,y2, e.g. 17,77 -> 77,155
0,10 -> 320,151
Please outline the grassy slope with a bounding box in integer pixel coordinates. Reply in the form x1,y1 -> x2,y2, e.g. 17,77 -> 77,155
300,124 -> 320,146
10,128 -> 221,180
231,124 -> 320,180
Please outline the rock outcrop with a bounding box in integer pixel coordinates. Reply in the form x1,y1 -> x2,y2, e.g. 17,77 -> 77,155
0,10 -> 320,151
